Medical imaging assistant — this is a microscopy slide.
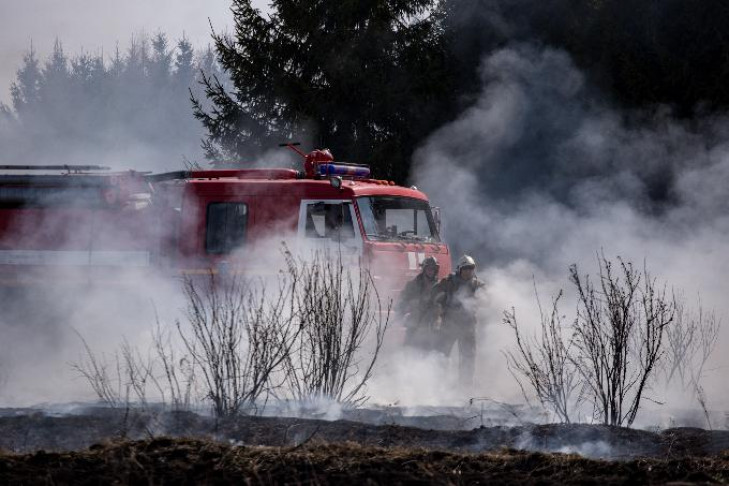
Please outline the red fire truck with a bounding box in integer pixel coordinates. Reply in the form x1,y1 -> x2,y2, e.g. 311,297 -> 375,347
0,149 -> 451,293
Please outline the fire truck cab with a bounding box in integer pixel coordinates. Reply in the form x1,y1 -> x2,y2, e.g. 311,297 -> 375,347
157,149 -> 450,291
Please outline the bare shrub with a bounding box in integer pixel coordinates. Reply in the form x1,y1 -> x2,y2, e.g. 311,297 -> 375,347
177,273 -> 297,418
504,290 -> 581,423
72,333 -> 130,409
280,250 -> 390,407
663,298 -> 720,427
570,257 -> 675,426
74,249 -> 390,418
72,327 -> 198,414
72,333 -> 161,438
149,321 -> 198,412
506,255 -> 678,427
664,299 -> 719,387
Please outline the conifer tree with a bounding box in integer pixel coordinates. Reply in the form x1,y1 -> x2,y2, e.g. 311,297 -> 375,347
193,0 -> 455,181
10,45 -> 42,115
174,36 -> 195,89
110,45 -> 124,78
1,34 -> 230,166
43,39 -> 70,84
151,33 -> 173,83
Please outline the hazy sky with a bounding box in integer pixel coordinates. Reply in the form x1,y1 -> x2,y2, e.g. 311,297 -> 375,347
0,0 -> 269,105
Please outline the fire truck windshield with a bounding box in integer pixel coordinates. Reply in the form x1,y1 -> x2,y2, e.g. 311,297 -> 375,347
357,196 -> 440,243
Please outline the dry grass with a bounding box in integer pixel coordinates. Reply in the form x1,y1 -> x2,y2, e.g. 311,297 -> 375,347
2,437 -> 729,485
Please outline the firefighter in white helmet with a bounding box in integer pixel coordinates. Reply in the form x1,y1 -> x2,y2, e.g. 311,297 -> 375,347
397,256 -> 441,349
432,254 -> 484,387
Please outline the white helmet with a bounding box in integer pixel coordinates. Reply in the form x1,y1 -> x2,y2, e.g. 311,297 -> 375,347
456,254 -> 476,272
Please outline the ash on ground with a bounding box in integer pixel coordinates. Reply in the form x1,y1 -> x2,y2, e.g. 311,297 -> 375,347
1,404 -> 728,461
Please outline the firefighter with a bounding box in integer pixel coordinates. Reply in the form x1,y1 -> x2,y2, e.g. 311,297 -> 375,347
432,254 -> 484,387
397,256 -> 440,350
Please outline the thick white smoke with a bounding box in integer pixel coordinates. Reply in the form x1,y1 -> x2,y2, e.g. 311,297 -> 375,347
4,38 -> 729,430
408,45 -> 729,421
0,275 -> 185,406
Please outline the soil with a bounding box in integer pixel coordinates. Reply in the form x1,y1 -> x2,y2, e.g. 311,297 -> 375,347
1,408 -> 728,484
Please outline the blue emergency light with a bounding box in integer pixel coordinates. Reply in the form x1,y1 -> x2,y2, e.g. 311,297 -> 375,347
317,163 -> 371,178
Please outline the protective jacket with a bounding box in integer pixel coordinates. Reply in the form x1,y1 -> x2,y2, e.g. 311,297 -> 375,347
432,272 -> 484,387
433,273 -> 484,321
397,272 -> 437,328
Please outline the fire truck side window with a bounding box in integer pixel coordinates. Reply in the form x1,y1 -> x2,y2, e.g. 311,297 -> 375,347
304,202 -> 354,240
205,202 -> 248,254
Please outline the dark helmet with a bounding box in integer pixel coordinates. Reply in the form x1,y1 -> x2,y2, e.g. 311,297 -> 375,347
421,256 -> 439,269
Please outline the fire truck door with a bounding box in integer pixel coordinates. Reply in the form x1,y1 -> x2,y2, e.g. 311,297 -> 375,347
297,200 -> 362,259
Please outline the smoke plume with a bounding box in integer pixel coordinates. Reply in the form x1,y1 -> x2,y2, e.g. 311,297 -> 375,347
411,44 -> 729,419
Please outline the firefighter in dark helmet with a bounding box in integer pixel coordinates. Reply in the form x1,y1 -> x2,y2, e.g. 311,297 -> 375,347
397,256 -> 440,349
432,254 -> 484,387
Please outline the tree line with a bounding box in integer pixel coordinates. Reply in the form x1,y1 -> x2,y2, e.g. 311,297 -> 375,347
0,33 -> 222,169
196,0 -> 729,182
4,1 -> 729,179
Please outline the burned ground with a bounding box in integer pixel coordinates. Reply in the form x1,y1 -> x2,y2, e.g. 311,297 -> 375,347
0,409 -> 728,484
2,437 -> 729,485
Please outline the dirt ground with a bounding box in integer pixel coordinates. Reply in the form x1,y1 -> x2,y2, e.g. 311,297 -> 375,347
1,408 -> 729,484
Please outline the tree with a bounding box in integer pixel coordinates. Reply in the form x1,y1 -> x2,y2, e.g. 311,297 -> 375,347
1,34 -> 212,166
150,33 -> 173,83
10,44 -> 42,116
505,290 -> 580,424
42,39 -> 70,86
193,0 -> 456,182
505,256 -> 677,426
177,274 -> 298,417
174,36 -> 195,90
280,250 -> 390,408
68,53 -> 107,136
110,44 -> 125,78
460,0 -> 729,114
569,258 -> 675,427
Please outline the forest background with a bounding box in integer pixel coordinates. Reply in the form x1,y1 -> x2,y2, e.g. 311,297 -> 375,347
2,0 -> 725,186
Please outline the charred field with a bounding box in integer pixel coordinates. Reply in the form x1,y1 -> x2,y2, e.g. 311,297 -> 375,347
1,408 -> 729,484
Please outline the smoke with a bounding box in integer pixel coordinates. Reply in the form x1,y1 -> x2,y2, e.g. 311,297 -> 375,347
515,431 -> 614,459
0,0 -> 287,408
0,273 -> 185,406
3,3 -> 729,427
0,225 -> 391,410
0,0 -> 278,173
410,44 -> 729,418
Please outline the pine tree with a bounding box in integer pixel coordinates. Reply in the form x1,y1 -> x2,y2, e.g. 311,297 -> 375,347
196,45 -> 218,78
174,36 -> 195,89
110,44 -> 124,78
150,33 -> 173,83
124,34 -> 150,81
193,0 -> 455,181
38,39 -> 74,136
0,34 -> 213,167
10,44 -> 42,115
43,39 -> 70,83
69,52 -> 107,135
